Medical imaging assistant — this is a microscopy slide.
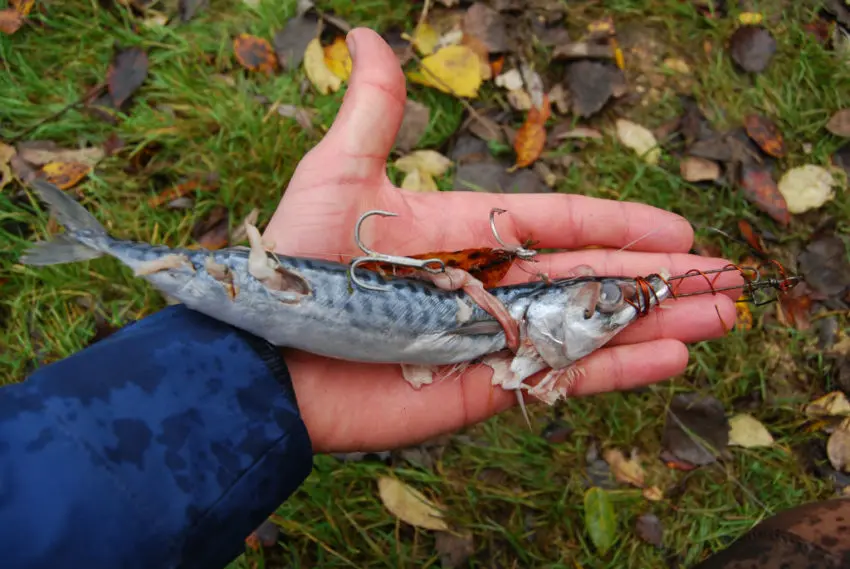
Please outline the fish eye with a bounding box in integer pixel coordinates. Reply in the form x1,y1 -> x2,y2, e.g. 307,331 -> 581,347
597,281 -> 624,313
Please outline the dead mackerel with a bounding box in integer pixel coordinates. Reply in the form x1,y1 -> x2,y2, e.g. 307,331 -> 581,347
19,181 -> 671,400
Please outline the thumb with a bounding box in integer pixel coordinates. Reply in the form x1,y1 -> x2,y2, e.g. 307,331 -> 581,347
306,27 -> 407,182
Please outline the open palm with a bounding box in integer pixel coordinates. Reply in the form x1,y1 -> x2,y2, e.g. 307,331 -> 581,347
262,28 -> 738,454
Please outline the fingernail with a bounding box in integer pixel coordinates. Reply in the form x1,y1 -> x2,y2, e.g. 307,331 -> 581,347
346,33 -> 357,59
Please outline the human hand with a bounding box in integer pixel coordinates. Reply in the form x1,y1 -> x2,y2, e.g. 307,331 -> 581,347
263,28 -> 738,454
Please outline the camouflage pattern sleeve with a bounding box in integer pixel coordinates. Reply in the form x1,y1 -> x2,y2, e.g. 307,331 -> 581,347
0,304 -> 314,569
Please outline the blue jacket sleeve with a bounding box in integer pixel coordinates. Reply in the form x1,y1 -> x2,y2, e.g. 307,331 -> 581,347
0,304 -> 314,569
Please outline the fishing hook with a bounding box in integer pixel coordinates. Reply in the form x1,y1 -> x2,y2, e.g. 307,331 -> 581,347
489,208 -> 538,261
348,210 -> 447,292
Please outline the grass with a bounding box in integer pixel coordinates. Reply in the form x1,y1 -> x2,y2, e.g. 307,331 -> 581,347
2,0 -> 849,567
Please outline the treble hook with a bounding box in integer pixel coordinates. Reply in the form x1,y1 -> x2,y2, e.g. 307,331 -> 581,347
348,210 -> 447,292
489,208 -> 537,261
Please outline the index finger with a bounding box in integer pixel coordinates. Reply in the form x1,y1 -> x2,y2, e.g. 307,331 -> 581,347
406,191 -> 695,254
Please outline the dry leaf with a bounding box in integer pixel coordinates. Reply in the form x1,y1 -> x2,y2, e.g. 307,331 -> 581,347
39,162 -> 91,190
462,2 -> 508,53
603,448 -> 645,488
512,97 -> 550,168
616,119 -> 660,165
191,205 -> 230,250
0,9 -> 23,35
805,391 -> 850,418
738,12 -> 763,25
827,109 -> 850,137
273,14 -> 320,70
413,22 -> 439,55
377,476 -> 448,531
407,45 -> 482,98
107,46 -> 149,109
323,37 -> 352,81
148,176 -> 218,208
16,143 -> 104,167
827,417 -> 850,473
729,25 -> 776,73
11,0 -> 35,16
662,393 -> 729,466
777,164 -> 837,214
0,142 -> 15,191
395,150 -> 452,177
680,156 -> 720,182
303,37 -> 342,94
435,531 -> 474,569
635,513 -> 663,548
401,168 -> 439,192
743,114 -> 786,158
728,413 -> 774,448
642,486 -> 663,501
734,294 -> 753,330
506,89 -> 532,111
739,165 -> 790,226
234,34 -> 278,75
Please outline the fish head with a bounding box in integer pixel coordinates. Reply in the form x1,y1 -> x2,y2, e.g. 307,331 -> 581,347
523,274 -> 672,368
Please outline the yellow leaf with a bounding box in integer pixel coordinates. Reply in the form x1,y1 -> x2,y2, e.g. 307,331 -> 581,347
303,37 -> 342,95
413,22 -> 438,55
400,168 -> 439,192
728,413 -> 774,448
777,164 -> 837,214
323,37 -> 352,81
407,45 -> 482,98
642,486 -> 664,501
394,150 -> 452,177
377,476 -> 448,531
805,391 -> 850,418
615,119 -> 661,165
738,12 -> 763,25
0,141 -> 15,192
40,162 -> 91,190
603,448 -> 645,488
735,295 -> 753,330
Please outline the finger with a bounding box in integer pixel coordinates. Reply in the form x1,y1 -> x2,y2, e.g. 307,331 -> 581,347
404,191 -> 695,253
301,28 -> 407,183
608,294 -> 737,346
504,250 -> 746,301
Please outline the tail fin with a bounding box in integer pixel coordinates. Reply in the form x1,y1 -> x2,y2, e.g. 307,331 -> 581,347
19,180 -> 109,266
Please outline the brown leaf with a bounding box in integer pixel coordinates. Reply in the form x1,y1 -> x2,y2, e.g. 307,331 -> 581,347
273,14 -> 320,71
737,219 -> 765,254
566,60 -> 624,118
0,9 -> 23,35
38,162 -> 91,190
512,96 -> 549,168
395,99 -> 430,153
798,234 -> 850,299
178,0 -> 207,22
234,34 -> 278,74
453,160 -> 549,194
826,109 -> 850,137
635,513 -> 663,548
833,143 -> 850,179
108,46 -> 149,109
435,532 -> 474,568
661,393 -> 729,467
191,205 -> 230,250
743,114 -> 786,157
680,156 -> 720,182
777,286 -> 813,331
11,0 -> 35,16
16,142 -> 105,167
462,2 -> 509,53
467,114 -> 507,144
272,103 -> 317,133
738,165 -> 790,226
729,25 -> 776,73
603,448 -> 646,488
828,418 -> 850,473
148,175 -> 218,208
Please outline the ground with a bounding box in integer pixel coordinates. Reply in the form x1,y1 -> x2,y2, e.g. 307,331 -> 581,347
2,0 -> 850,567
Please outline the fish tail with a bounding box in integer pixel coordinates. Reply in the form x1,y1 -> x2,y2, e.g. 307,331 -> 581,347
19,180 -> 110,266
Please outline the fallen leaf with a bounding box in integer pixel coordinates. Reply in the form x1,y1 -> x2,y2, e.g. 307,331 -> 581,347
303,37 -> 342,94
400,168 -> 438,192
602,448 -> 645,488
680,156 -> 720,182
462,2 -> 509,53
454,160 -> 549,193
395,150 -> 452,178
739,12 -> 763,25
10,0 -> 35,16
16,143 -> 105,167
738,165 -> 790,226
273,14 -> 320,70
735,296 -> 753,330
777,286 -> 813,331
541,419 -> 574,443
827,109 -> 850,137
466,114 -> 506,144
246,518 -> 279,548
0,9 -> 23,35
377,476 -> 448,531
148,175 -> 218,208
663,57 -> 691,74
0,142 -> 15,191
583,487 -> 617,554
635,513 -> 663,548
178,0 -> 207,21
407,45 -> 482,98
828,418 -> 850,473
729,25 -> 776,73
272,103 -> 317,133
234,34 -> 278,75
552,42 -> 615,60
642,486 -> 664,501
552,125 -> 604,141
39,162 -> 91,190
323,36 -> 352,81
777,164 -> 837,214
737,219 -> 766,254
395,99 -> 430,152
743,114 -> 786,157
566,60 -> 623,118
434,531 -> 474,569
798,235 -> 850,299
107,46 -> 149,109
661,393 -> 729,466
512,97 -> 549,168
728,413 -> 774,448
616,119 -> 661,165
806,391 -> 850,418
494,68 -> 523,91
191,205 -> 230,250
506,89 -> 532,111
412,22 -> 439,55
